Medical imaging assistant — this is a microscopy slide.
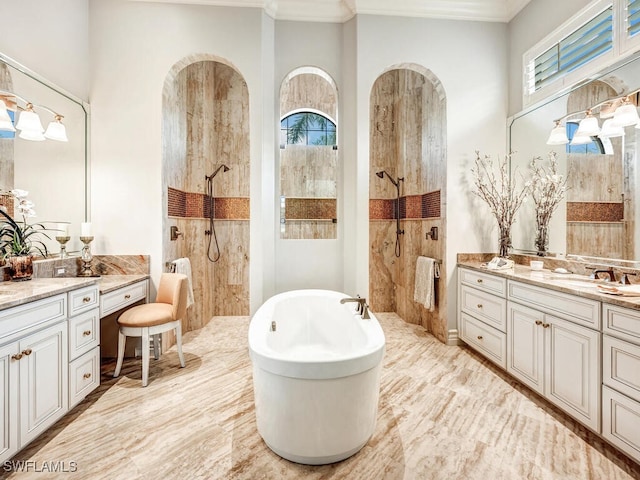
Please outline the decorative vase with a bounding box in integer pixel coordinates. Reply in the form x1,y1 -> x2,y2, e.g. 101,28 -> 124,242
7,254 -> 33,281
534,222 -> 549,257
498,224 -> 512,258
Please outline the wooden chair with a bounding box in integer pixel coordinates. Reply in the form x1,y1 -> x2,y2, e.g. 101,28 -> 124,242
113,273 -> 188,387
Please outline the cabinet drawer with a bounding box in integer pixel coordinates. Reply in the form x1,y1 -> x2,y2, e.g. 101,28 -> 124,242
508,280 -> 600,329
460,285 -> 506,332
602,385 -> 640,463
603,335 -> 640,403
100,280 -> 148,317
459,268 -> 507,297
0,294 -> 66,344
69,346 -> 100,408
460,312 -> 506,368
69,308 -> 100,361
68,285 -> 100,317
603,304 -> 640,345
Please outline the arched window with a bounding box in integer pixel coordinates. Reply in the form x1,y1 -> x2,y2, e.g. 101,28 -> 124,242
280,111 -> 336,146
565,121 -> 606,154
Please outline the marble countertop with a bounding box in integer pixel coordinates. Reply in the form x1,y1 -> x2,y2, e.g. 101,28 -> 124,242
98,274 -> 149,295
458,261 -> 640,311
0,274 -> 150,312
0,277 -> 99,311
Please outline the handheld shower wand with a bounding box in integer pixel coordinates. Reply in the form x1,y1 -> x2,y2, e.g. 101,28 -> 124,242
375,170 -> 404,257
205,164 -> 231,262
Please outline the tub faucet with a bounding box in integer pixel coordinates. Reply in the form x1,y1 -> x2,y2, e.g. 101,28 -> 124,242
340,297 -> 371,319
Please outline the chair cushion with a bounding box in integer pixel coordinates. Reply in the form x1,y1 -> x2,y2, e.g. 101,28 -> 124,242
117,303 -> 174,328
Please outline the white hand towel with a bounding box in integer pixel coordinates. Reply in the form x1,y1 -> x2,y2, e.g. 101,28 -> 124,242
414,256 -> 436,312
173,257 -> 195,308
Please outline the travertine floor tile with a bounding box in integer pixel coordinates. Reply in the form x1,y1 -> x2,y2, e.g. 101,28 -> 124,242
5,313 -> 640,479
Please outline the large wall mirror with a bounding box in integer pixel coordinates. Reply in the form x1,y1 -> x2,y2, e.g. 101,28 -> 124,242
279,67 -> 338,240
0,53 -> 88,255
510,52 -> 640,261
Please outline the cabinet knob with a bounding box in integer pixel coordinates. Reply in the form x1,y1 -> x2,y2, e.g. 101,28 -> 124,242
542,323 -> 550,328
11,353 -> 23,361
476,279 -> 483,283
83,373 -> 92,380
477,335 -> 483,340
535,320 -> 542,326
83,330 -> 92,336
477,304 -> 483,308
124,294 -> 131,300
82,296 -> 91,303
22,348 -> 32,356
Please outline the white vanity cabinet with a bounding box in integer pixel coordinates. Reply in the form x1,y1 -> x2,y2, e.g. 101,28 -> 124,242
0,281 -> 101,464
458,269 -> 507,368
457,269 -> 601,433
507,297 -> 601,432
601,304 -> 640,462
0,294 -> 69,463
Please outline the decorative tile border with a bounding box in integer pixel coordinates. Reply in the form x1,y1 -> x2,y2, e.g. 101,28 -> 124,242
566,202 -> 624,222
284,198 -> 336,220
370,190 -> 441,220
168,187 -> 249,220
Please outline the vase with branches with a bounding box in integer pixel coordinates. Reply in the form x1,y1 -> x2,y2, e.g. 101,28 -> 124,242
472,152 -> 531,258
529,151 -> 569,256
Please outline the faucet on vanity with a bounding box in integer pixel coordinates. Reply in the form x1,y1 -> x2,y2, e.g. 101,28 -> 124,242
340,296 -> 371,319
590,267 -> 617,282
589,266 -> 638,284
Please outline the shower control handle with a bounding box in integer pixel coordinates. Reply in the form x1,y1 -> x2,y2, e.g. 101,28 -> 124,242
170,226 -> 183,241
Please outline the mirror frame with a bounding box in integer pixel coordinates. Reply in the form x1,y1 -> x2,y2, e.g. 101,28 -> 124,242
0,51 -> 90,222
507,51 -> 640,260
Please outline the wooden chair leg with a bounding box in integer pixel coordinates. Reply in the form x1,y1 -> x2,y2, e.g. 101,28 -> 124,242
176,322 -> 185,368
141,328 -> 150,387
113,329 -> 126,378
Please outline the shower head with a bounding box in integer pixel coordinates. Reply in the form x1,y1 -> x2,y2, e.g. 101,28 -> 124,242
206,164 -> 231,181
375,170 -> 401,188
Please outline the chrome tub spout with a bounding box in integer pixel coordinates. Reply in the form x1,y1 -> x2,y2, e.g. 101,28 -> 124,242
340,296 -> 371,319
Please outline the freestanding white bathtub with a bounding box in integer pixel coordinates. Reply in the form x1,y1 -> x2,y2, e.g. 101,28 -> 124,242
248,289 -> 386,465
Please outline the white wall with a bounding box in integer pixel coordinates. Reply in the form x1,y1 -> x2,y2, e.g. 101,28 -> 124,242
0,0 -> 89,100
89,0 -> 271,311
274,20 -> 345,294
352,15 -> 509,333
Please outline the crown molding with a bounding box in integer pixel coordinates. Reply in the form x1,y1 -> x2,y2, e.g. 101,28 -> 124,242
128,0 -> 531,23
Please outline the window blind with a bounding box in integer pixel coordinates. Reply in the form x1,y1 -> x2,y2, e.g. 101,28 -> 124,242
532,6 -> 613,92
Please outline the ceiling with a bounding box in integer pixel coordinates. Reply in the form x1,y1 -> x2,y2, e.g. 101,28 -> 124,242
130,0 -> 533,23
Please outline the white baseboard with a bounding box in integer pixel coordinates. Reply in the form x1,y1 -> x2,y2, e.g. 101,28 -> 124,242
447,329 -> 462,346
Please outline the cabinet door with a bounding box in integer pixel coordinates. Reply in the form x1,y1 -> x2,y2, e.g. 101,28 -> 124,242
545,315 -> 601,432
0,343 -> 19,463
19,322 -> 68,446
507,302 -> 544,395
602,385 -> 640,462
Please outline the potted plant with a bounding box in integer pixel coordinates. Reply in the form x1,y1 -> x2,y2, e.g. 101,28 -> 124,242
0,189 -> 49,281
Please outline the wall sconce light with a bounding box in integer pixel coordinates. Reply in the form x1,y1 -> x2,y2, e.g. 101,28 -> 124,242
546,89 -> 640,145
0,90 -> 68,142
546,121 -> 569,145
